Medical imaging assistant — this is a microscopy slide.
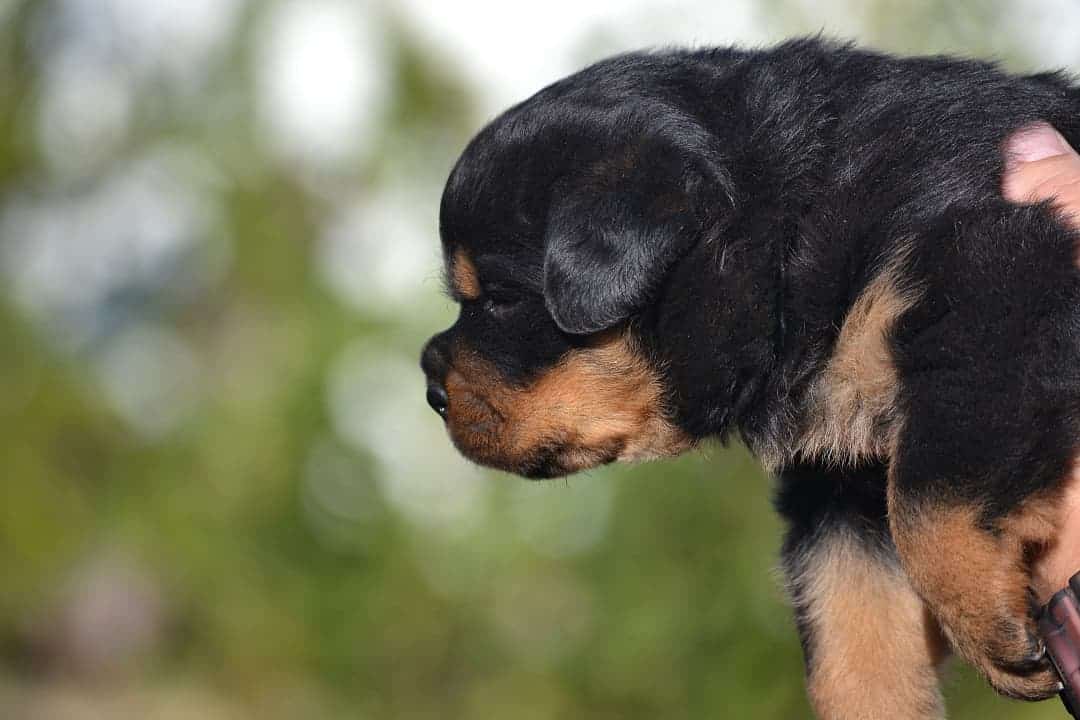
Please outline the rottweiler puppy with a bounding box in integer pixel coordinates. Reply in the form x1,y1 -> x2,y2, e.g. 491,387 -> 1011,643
419,38 -> 1080,718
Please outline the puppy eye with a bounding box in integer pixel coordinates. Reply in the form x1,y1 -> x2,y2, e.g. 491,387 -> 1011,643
482,291 -> 524,316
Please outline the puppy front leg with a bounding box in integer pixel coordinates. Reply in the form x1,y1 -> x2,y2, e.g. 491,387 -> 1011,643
888,474 -> 1062,700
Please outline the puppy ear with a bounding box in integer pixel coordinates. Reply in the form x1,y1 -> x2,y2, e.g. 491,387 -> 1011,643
543,136 -> 731,335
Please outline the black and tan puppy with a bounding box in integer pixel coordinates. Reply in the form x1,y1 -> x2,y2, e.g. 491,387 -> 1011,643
419,38 -> 1080,718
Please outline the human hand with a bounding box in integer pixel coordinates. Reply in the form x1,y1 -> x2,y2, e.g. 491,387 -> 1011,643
1004,121 -> 1080,223
1002,122 -> 1080,603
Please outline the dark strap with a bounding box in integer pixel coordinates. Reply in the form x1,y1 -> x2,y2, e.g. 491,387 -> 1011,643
1039,571 -> 1080,717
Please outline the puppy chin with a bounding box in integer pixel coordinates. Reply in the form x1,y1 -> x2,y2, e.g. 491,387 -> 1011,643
516,445 -> 621,479
447,419 -> 620,479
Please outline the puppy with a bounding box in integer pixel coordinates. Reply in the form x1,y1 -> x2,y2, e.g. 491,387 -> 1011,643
420,38 -> 1080,719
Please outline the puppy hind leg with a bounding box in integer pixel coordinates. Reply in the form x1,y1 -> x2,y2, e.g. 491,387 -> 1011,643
784,527 -> 948,720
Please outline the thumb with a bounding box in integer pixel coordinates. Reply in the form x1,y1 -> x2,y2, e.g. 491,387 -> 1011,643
1002,122 -> 1080,216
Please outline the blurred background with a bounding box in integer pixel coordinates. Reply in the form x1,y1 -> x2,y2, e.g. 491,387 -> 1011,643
0,0 -> 1077,717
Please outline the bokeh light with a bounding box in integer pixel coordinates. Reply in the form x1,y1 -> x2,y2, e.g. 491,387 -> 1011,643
0,1 -> 1076,718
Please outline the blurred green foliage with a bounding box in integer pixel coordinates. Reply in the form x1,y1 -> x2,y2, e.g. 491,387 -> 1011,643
0,0 -> 1074,718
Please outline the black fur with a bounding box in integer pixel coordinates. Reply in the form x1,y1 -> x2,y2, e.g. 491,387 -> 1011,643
422,37 -> 1080,710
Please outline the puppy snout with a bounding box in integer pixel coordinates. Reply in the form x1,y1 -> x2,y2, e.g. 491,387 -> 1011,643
420,334 -> 450,379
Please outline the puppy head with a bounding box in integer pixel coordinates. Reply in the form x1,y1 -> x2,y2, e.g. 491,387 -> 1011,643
421,76 -> 737,478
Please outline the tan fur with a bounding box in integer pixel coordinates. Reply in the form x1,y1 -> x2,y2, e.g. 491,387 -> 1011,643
999,490 -> 1062,545
797,532 -> 947,720
793,266 -> 917,467
888,494 -> 1062,698
444,332 -> 692,473
452,248 -> 481,300
1032,461 -> 1080,603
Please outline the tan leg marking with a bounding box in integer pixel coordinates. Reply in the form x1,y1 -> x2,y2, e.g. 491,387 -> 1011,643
1032,462 -> 1080,603
795,531 -> 947,720
888,492 -> 1062,700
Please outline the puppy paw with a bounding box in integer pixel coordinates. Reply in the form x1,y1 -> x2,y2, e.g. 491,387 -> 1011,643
891,503 -> 1064,702
966,608 -> 1061,700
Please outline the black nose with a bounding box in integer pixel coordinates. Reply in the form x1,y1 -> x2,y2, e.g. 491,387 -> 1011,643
426,383 -> 449,418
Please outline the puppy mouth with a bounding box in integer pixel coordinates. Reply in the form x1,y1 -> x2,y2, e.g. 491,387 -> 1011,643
439,354 -> 674,478
447,392 -> 503,439
446,400 -> 623,478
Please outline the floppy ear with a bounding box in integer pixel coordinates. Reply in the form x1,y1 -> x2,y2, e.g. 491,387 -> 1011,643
543,134 -> 731,335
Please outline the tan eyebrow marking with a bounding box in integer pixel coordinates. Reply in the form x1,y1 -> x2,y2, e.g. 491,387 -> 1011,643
452,248 -> 481,300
